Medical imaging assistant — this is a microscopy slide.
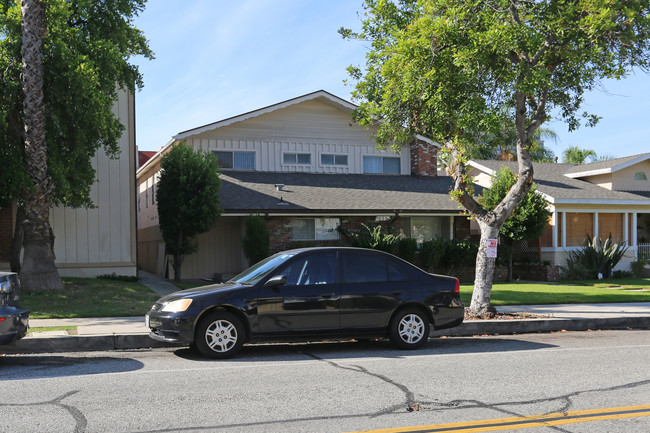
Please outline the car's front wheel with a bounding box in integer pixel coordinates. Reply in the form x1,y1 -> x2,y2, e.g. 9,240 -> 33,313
195,311 -> 245,359
389,308 -> 430,349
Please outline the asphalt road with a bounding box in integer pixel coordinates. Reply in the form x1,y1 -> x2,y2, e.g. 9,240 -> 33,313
1,330 -> 649,433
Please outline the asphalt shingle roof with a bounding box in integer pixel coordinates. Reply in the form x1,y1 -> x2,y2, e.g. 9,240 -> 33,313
471,160 -> 650,203
219,171 -> 466,214
564,153 -> 650,176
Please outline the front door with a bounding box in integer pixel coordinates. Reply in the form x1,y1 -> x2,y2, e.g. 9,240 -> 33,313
257,251 -> 340,334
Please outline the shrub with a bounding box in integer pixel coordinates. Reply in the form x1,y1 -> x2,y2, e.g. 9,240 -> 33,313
342,223 -> 399,254
561,235 -> 628,279
396,237 -> 418,263
418,238 -> 478,271
418,238 -> 447,270
242,215 -> 270,265
613,270 -> 634,279
631,257 -> 648,277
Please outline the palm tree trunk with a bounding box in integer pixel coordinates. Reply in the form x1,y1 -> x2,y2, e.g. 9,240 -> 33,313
19,0 -> 63,290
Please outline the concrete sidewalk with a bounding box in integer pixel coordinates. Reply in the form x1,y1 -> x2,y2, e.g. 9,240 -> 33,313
2,272 -> 649,354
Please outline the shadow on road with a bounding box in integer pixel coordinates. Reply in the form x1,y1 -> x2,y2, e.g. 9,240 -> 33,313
0,355 -> 144,380
172,336 -> 557,362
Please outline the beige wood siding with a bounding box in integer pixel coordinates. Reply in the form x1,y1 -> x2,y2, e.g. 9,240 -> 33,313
612,161 -> 650,191
51,89 -> 136,276
178,217 -> 245,279
186,100 -> 409,175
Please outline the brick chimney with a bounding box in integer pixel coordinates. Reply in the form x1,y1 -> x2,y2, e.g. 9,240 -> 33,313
410,139 -> 438,177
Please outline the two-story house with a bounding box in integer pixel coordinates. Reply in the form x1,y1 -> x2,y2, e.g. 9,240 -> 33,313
0,89 -> 137,277
137,91 -> 650,281
137,90 -> 469,280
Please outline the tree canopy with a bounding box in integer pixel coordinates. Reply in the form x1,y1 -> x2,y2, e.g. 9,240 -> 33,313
0,0 -> 153,208
157,142 -> 222,281
343,0 -> 650,315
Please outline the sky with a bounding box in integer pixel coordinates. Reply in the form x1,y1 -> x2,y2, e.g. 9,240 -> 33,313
131,0 -> 650,160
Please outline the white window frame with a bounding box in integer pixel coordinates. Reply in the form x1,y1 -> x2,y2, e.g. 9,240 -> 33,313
212,150 -> 256,170
282,152 -> 312,166
362,155 -> 401,174
320,153 -> 349,167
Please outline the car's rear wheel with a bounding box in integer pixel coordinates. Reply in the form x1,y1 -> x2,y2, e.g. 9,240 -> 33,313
389,308 -> 430,349
195,311 -> 245,359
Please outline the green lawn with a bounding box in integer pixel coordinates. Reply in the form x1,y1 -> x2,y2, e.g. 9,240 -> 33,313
19,276 -> 650,319
460,278 -> 650,305
21,277 -> 160,319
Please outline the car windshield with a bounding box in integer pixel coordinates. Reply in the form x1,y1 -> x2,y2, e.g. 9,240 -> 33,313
228,252 -> 297,286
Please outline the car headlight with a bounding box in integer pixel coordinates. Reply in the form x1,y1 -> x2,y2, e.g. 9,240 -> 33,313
161,299 -> 193,312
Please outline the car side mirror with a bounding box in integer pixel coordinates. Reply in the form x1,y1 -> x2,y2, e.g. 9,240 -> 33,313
264,275 -> 286,288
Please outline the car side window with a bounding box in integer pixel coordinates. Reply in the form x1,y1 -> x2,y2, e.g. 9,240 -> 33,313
282,253 -> 337,286
342,252 -> 388,283
388,262 -> 407,282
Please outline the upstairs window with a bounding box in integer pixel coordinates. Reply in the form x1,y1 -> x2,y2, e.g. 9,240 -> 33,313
213,151 -> 255,170
283,153 -> 311,165
321,154 -> 348,166
363,156 -> 400,174
634,172 -> 647,181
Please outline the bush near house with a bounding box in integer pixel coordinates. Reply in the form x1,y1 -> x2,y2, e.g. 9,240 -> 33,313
561,235 -> 628,280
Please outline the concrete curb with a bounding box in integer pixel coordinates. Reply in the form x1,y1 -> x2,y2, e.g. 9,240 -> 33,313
431,316 -> 650,337
3,316 -> 649,354
1,334 -> 178,354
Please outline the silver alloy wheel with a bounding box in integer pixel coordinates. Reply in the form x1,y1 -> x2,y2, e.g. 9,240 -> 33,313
205,319 -> 238,353
398,313 -> 425,344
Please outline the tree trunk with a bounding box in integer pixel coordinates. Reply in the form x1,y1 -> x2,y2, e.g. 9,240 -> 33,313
19,0 -> 63,290
10,205 -> 25,273
469,222 -> 500,316
172,252 -> 183,281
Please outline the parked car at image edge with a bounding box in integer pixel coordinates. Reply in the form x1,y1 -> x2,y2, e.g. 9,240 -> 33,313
146,247 -> 464,358
0,272 -> 30,346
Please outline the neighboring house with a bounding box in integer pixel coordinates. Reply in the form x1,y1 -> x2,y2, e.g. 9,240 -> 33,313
137,90 -> 470,280
0,89 -> 138,277
468,155 -> 650,271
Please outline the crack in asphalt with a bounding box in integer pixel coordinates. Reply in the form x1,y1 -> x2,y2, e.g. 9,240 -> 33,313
3,354 -> 648,432
135,373 -> 650,433
0,390 -> 88,433
300,351 -> 417,416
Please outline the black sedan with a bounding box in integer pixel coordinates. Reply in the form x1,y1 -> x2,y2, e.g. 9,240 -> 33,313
0,272 -> 30,346
146,247 -> 463,358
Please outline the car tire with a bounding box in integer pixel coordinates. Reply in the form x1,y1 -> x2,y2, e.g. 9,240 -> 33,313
389,308 -> 430,350
195,311 -> 245,359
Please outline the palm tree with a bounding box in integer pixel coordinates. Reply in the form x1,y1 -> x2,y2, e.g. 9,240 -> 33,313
562,146 -> 598,164
19,0 -> 63,290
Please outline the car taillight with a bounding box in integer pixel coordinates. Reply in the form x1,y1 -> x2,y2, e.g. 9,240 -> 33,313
454,278 -> 460,294
0,318 -> 5,322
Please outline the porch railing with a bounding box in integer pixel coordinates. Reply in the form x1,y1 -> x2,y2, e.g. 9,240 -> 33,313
639,243 -> 650,259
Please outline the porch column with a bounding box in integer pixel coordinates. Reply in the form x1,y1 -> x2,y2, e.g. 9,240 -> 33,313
633,212 -> 638,259
449,216 -> 454,240
562,212 -> 567,247
552,211 -> 558,248
594,212 -> 599,240
623,212 -> 629,246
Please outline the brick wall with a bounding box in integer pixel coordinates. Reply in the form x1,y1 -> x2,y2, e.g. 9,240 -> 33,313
0,207 -> 13,262
410,140 -> 438,177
